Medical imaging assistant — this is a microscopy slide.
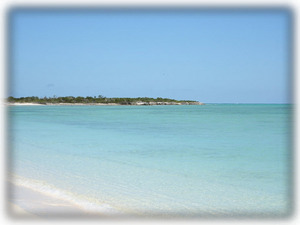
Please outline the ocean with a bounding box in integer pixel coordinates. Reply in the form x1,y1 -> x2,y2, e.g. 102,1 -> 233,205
8,104 -> 292,217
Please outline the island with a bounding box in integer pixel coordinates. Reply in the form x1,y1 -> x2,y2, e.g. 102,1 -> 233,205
6,96 -> 205,106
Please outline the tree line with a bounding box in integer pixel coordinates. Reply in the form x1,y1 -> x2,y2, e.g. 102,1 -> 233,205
7,95 -> 197,105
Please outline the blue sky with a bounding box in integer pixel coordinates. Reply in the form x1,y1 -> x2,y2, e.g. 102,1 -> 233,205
9,9 -> 291,103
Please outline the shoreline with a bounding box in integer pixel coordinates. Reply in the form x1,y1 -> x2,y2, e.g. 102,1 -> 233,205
9,182 -> 88,218
9,203 -> 37,218
9,175 -> 123,218
6,102 -> 204,106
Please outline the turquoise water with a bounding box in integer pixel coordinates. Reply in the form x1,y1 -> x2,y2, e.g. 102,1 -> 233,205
8,104 -> 292,216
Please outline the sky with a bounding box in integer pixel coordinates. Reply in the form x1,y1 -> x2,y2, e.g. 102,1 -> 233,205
9,8 -> 291,103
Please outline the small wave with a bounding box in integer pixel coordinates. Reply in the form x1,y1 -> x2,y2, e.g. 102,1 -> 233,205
9,174 -> 122,215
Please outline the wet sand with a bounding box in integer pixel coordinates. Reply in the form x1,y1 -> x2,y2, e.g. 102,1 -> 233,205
8,182 -> 87,218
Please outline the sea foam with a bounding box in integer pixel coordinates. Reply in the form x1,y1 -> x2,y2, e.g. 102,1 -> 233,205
9,174 -> 122,215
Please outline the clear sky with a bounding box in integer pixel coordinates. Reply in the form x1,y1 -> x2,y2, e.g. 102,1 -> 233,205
9,9 -> 291,103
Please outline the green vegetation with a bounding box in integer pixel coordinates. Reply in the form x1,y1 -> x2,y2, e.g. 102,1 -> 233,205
7,95 -> 199,105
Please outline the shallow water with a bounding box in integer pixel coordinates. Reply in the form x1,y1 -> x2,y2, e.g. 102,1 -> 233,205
8,104 -> 292,216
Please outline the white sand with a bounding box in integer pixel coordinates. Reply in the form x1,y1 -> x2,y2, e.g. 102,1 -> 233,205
5,103 -> 43,106
9,203 -> 37,218
5,103 -> 119,106
9,182 -> 89,218
8,180 -> 124,218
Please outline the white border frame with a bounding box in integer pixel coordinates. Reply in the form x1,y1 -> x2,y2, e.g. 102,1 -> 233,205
0,1 -> 298,224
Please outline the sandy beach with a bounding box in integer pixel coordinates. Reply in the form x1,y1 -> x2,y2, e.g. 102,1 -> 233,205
5,102 -> 204,106
8,179 -> 123,218
5,102 -> 119,106
6,103 -> 44,106
8,182 -> 88,218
